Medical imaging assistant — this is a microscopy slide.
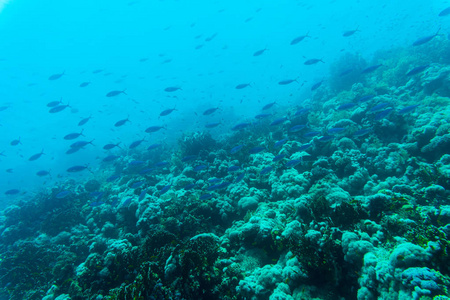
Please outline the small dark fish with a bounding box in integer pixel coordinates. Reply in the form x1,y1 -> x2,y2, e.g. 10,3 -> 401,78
6,168 -> 13,173
207,184 -> 222,191
255,113 -> 272,119
205,122 -> 221,128
199,193 -> 213,200
203,107 -> 219,115
209,178 -> 221,183
311,80 -> 324,91
106,174 -> 120,182
36,170 -> 50,177
270,117 -> 288,126
231,122 -> 251,131
297,143 -> 312,151
120,198 -> 132,208
28,149 -> 45,161
159,184 -> 171,195
147,143 -> 162,150
290,33 -> 310,45
353,128 -> 373,137
230,144 -> 244,154
64,129 -> 84,140
219,181 -> 232,189
328,127 -> 346,134
286,159 -> 301,168
249,146 -> 265,154
56,191 -> 71,199
160,108 -> 176,116
103,155 -> 120,162
194,165 -> 208,171
235,83 -> 251,89
131,181 -> 145,189
90,192 -> 104,200
70,139 -> 94,149
361,64 -> 382,74
339,68 -> 354,76
235,172 -> 245,183
47,99 -> 63,107
262,102 -> 276,110
337,103 -> 357,110
106,89 -> 127,97
303,131 -> 321,138
375,108 -> 394,121
406,65 -> 429,76
260,166 -> 273,175
0,105 -> 9,111
139,190 -> 147,201
92,69 -> 103,74
439,7 -> 450,16
205,32 -> 218,42
67,165 -> 88,173
318,135 -> 334,142
90,201 -> 105,207
274,139 -> 288,148
10,138 -> 21,146
342,28 -> 359,37
304,58 -> 324,65
145,125 -> 165,133
49,104 -> 70,113
398,105 -> 419,114
357,95 -> 375,103
48,71 -> 65,80
5,189 -> 20,195
110,196 -> 119,206
79,82 -> 90,87
253,48 -> 268,56
154,161 -> 169,168
273,154 -> 286,162
412,28 -> 440,46
114,118 -> 130,127
78,115 -> 92,126
129,138 -> 145,149
289,124 -> 306,132
208,181 -> 231,191
228,166 -> 240,172
370,103 -> 389,112
139,168 -> 155,175
181,155 -> 197,162
164,86 -> 181,92
66,148 -> 81,155
278,79 -> 297,85
294,108 -> 310,116
103,143 -> 121,150
184,183 -> 197,190
128,160 -> 145,166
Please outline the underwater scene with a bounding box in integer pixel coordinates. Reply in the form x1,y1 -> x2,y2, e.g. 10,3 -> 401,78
1,0 -> 450,299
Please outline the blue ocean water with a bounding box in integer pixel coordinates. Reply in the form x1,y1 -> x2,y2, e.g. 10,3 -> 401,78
0,0 -> 440,200
0,0 -> 449,299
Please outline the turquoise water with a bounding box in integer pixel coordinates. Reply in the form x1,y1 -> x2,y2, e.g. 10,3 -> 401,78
0,0 -> 449,299
0,0 -> 439,197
